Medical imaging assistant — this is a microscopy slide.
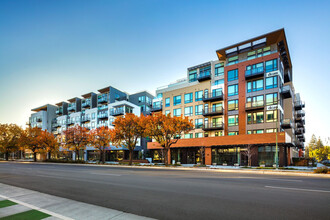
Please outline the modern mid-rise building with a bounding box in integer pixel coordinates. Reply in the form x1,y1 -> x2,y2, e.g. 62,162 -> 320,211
148,28 -> 305,167
28,86 -> 155,161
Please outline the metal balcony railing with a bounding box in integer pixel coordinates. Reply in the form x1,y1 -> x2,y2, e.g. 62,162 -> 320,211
245,100 -> 264,110
202,91 -> 223,102
202,122 -> 224,131
245,67 -> 264,79
202,107 -> 224,116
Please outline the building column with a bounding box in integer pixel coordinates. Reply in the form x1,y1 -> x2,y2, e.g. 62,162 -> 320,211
72,152 -> 76,161
167,149 -> 171,165
205,147 -> 212,165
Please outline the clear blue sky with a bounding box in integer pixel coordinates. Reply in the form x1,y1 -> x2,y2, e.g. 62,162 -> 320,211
0,0 -> 329,143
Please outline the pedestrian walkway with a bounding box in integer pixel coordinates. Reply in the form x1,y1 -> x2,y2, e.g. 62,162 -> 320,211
0,183 -> 154,220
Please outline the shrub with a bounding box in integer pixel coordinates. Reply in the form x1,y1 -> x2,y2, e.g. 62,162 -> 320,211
313,167 -> 329,174
193,164 -> 206,167
44,159 -> 86,164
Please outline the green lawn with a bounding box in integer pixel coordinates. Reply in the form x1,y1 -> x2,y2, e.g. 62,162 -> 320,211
0,210 -> 50,220
0,200 -> 17,208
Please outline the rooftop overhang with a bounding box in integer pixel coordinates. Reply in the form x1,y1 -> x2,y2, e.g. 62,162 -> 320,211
98,86 -> 110,94
187,61 -> 212,71
82,92 -> 96,99
31,104 -> 51,112
56,101 -> 68,106
216,28 -> 292,68
67,97 -> 79,103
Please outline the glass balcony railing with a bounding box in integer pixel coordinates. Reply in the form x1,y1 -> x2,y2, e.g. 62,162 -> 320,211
202,106 -> 224,116
82,100 -> 91,108
281,119 -> 292,129
110,109 -> 125,116
245,100 -> 265,110
202,91 -> 223,102
245,67 -> 264,78
98,96 -> 108,103
202,122 -> 224,131
197,72 -> 211,82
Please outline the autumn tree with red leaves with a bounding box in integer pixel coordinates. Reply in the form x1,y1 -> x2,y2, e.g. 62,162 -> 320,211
89,126 -> 112,163
63,125 -> 89,160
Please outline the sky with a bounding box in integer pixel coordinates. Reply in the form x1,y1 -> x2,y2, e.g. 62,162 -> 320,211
0,0 -> 329,143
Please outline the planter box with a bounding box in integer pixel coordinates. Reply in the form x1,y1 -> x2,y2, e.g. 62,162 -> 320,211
177,162 -> 181,165
223,163 -> 227,166
234,163 -> 239,167
260,164 -> 265,168
273,164 -> 277,168
196,162 -> 201,165
212,163 -> 217,166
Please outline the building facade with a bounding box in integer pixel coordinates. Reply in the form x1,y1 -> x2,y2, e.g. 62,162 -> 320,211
29,86 -> 154,161
148,29 -> 305,167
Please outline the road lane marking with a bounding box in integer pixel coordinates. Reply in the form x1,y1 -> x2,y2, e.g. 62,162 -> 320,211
265,186 -> 330,193
89,172 -> 122,176
237,177 -> 303,182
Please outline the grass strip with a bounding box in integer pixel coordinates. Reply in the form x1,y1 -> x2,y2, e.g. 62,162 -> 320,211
0,200 -> 17,208
0,209 -> 50,220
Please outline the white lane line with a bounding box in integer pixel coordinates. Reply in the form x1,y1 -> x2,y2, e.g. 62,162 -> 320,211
265,186 -> 330,193
238,177 -> 303,182
0,194 -> 74,220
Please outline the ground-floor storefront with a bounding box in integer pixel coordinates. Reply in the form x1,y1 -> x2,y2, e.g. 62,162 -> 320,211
86,150 -> 140,162
150,144 -> 291,167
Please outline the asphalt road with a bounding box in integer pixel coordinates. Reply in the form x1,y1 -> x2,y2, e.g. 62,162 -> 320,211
0,162 -> 329,220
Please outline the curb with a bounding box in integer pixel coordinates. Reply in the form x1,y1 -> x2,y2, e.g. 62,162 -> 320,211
3,161 -> 330,178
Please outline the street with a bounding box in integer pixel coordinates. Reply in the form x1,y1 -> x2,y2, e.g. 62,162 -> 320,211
0,162 -> 329,220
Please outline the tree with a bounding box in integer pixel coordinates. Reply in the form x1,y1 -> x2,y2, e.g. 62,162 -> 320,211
145,113 -> 193,166
0,124 -> 23,161
21,126 -> 43,162
39,130 -> 59,159
63,125 -> 89,160
111,113 -> 146,165
242,144 -> 257,167
89,126 -> 112,163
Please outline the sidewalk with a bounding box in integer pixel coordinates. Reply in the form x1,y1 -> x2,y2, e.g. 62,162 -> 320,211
0,183 -> 154,220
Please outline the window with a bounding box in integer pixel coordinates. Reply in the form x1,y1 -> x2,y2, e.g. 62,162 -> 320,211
265,76 -> 278,89
184,106 -> 193,116
165,98 -> 170,107
227,69 -> 238,81
228,115 -> 238,126
146,96 -> 152,105
247,51 -> 256,60
138,96 -> 145,102
266,110 -> 278,122
184,93 -> 193,103
195,91 -> 203,101
215,131 -> 223,136
92,113 -> 95,119
189,70 -> 197,82
214,79 -> 224,85
153,101 -> 161,109
165,110 -> 170,116
184,133 -> 193,139
247,130 -> 264,134
157,93 -> 163,98
228,56 -> 238,65
199,66 -> 211,77
247,112 -> 264,124
228,100 -> 238,111
212,88 -> 222,97
140,105 -> 145,112
247,79 -> 264,92
228,84 -> 238,96
266,93 -> 278,105
265,59 -> 278,72
228,132 -> 238,136
173,95 -> 181,106
173,108 -> 181,117
91,122 -> 95,128
246,95 -> 264,107
195,133 -> 203,138
266,128 -> 277,133
195,105 -> 203,115
215,63 -> 224,76
195,119 -> 203,129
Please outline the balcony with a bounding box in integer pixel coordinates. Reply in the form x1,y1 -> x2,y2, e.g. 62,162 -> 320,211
110,109 -> 124,116
245,67 -> 264,79
82,101 -> 91,108
67,119 -> 74,125
296,121 -> 304,128
67,105 -> 76,112
202,122 -> 224,131
151,106 -> 162,112
294,101 -> 305,110
98,114 -> 108,119
81,116 -> 91,122
245,100 -> 264,111
202,107 -> 224,116
197,72 -> 211,82
280,119 -> 293,129
98,96 -> 108,104
202,91 -> 223,102
295,128 -> 304,135
294,114 -> 304,123
295,110 -> 305,117
56,109 -> 63,115
280,85 -> 293,99
36,118 -> 42,122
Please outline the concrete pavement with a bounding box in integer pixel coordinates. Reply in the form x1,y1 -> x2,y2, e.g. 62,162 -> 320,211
0,162 -> 329,220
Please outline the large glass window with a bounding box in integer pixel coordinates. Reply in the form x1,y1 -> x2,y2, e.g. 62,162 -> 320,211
184,106 -> 193,116
215,63 -> 224,76
138,96 -> 145,102
247,79 -> 264,92
228,100 -> 238,111
165,98 -> 170,107
173,95 -> 181,106
247,112 -> 264,124
228,115 -> 239,126
195,91 -> 203,101
228,132 -> 238,136
227,69 -> 238,81
195,105 -> 203,115
266,93 -> 278,105
246,95 -> 264,108
195,133 -> 203,138
165,110 -> 170,116
173,108 -> 181,117
228,56 -> 238,65
195,118 -> 203,129
266,110 -> 278,122
189,70 -> 197,82
265,76 -> 278,89
265,59 -> 278,72
199,66 -> 211,77
228,84 -> 238,96
214,79 -> 224,85
184,93 -> 193,104
184,133 -> 193,139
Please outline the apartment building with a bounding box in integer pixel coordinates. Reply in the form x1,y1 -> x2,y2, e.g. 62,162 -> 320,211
148,29 -> 305,167
29,86 -> 154,161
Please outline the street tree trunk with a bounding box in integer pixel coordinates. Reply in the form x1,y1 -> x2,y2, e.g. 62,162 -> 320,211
164,147 -> 169,166
5,151 -> 9,161
129,149 -> 133,166
102,149 -> 106,164
33,152 -> 37,162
